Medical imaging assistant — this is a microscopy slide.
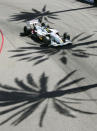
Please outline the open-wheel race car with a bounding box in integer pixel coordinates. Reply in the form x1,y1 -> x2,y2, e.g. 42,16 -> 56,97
23,19 -> 72,47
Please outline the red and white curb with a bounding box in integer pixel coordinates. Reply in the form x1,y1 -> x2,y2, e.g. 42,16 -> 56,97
0,30 -> 4,53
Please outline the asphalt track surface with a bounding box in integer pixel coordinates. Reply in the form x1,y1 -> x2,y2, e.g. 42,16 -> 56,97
0,0 -> 97,131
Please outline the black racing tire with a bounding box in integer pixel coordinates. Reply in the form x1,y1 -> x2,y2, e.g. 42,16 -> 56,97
67,35 -> 70,40
24,26 -> 31,35
63,33 -> 70,42
24,26 -> 28,35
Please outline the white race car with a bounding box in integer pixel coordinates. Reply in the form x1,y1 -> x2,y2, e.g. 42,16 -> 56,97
23,19 -> 72,47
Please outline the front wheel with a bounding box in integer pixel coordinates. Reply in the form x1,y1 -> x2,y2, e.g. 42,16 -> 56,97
63,33 -> 70,42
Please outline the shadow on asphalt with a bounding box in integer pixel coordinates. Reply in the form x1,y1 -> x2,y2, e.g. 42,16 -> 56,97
10,5 -> 59,23
8,4 -> 97,65
0,71 -> 97,127
9,5 -> 95,23
9,32 -> 97,65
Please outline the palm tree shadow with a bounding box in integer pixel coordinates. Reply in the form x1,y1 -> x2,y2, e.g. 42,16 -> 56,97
9,42 -> 65,65
10,5 -> 95,23
64,32 -> 97,58
0,71 -> 97,127
10,5 -> 59,23
9,32 -> 97,66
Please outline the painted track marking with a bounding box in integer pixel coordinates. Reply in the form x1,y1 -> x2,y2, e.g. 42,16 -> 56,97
0,30 -> 4,53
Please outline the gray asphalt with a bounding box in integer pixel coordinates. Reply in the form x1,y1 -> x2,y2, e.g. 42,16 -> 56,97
0,0 -> 97,130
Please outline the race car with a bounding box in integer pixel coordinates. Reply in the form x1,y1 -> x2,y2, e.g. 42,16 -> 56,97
23,19 -> 72,47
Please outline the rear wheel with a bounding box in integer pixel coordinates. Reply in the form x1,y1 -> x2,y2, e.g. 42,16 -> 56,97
24,26 -> 28,35
24,26 -> 31,35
